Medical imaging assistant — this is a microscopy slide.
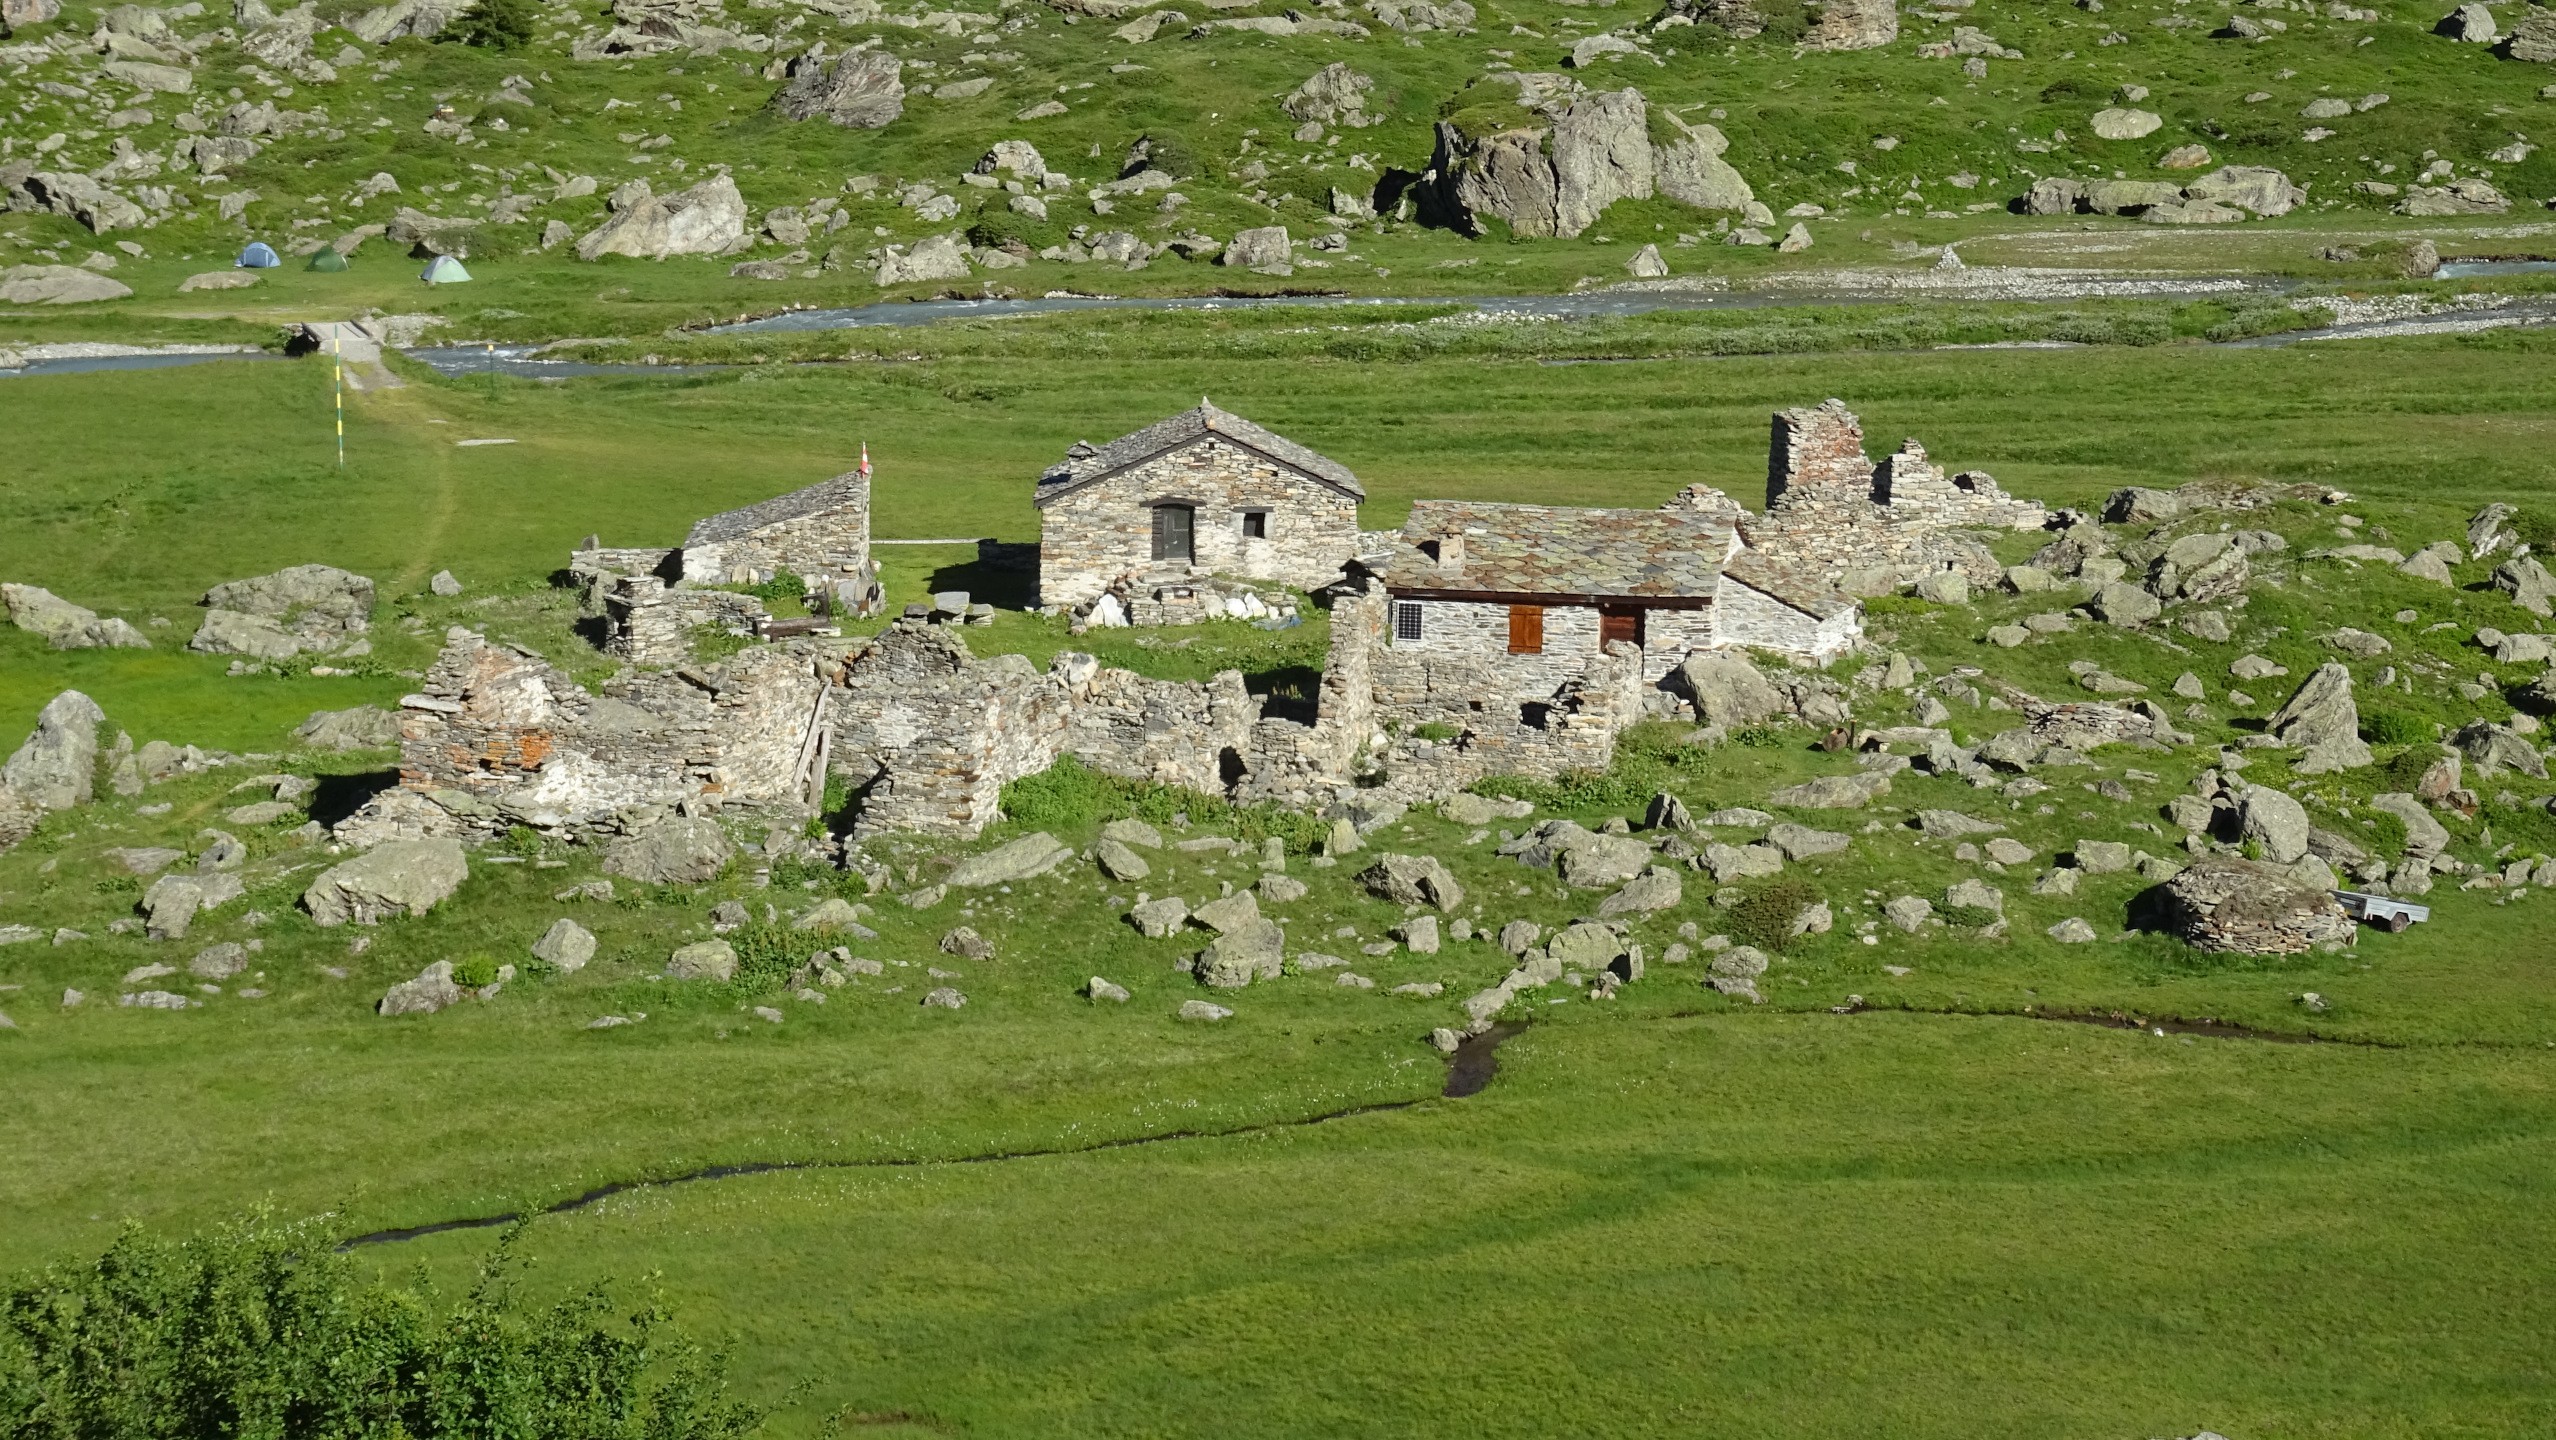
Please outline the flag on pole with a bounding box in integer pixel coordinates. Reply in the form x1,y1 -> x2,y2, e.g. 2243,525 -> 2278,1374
859,443 -> 872,479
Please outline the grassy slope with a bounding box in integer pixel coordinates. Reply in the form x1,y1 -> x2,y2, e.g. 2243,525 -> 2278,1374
5,0 -> 2556,345
370,1014 -> 2556,1439
5,337 -> 2556,1432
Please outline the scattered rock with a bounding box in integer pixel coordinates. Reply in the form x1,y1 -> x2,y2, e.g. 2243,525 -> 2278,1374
940,925 -> 996,959
1100,817 -> 1164,848
1129,896 -> 1189,938
1088,975 -> 1130,1002
602,816 -> 734,885
922,986 -> 967,1009
532,918 -> 596,971
303,838 -> 468,926
1598,865 -> 1682,916
2266,663 -> 2373,773
1195,919 -> 1286,987
1095,836 -> 1151,880
1767,772 -> 1892,809
2046,916 -> 2098,943
575,175 -> 748,261
770,48 -> 904,128
4,690 -> 107,811
377,959 -> 463,1016
2238,783 -> 2311,863
1358,853 -> 1465,911
1883,895 -> 1933,932
666,939 -> 738,980
1178,998 -> 1231,1021
2,585 -> 150,650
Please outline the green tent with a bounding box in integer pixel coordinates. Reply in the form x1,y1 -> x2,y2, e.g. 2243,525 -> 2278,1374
306,247 -> 350,273
420,254 -> 472,285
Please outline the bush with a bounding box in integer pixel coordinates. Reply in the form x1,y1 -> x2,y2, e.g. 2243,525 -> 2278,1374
2361,709 -> 2432,745
451,953 -> 499,988
1727,878 -> 1823,952
0,1213 -> 761,1440
1940,903 -> 2002,930
445,0 -> 536,48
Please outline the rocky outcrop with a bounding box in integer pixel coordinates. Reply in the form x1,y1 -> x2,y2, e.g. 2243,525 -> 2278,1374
1359,853 -> 1465,911
770,48 -> 904,128
188,565 -> 375,660
377,960 -> 465,1016
2158,856 -> 2354,955
349,0 -> 468,43
3,690 -> 107,813
1671,651 -> 1786,728
2266,663 -> 2372,774
1425,83 -> 1752,239
1804,0 -> 1896,50
0,263 -> 134,303
1,585 -> 148,649
304,838 -> 470,926
575,175 -> 748,261
4,171 -> 147,234
2021,166 -> 2303,221
297,705 -> 402,750
2506,6 -> 2556,60
1283,63 -> 1375,126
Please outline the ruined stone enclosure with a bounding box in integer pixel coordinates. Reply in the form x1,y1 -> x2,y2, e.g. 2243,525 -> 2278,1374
1746,398 -> 2048,596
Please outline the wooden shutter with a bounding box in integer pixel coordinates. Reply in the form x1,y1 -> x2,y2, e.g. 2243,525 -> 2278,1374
1507,604 -> 1544,655
1599,606 -> 1645,648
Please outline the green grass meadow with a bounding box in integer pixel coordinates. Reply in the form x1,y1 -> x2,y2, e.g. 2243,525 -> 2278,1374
4,331 -> 2556,1434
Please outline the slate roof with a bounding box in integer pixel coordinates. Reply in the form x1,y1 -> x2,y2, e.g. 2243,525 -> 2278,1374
1033,401 -> 1364,505
1721,550 -> 1859,620
684,470 -> 867,547
1374,501 -> 1736,600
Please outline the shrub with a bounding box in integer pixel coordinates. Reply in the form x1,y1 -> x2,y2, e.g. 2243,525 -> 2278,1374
2360,709 -> 2432,746
503,825 -> 543,858
451,954 -> 499,988
446,0 -> 537,48
1940,903 -> 2002,930
1727,878 -> 1823,952
0,1213 -> 761,1440
1730,725 -> 1785,749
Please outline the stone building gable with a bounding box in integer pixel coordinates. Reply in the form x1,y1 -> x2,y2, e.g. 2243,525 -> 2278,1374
1749,398 -> 2047,595
680,468 -> 872,585
1034,405 -> 1365,609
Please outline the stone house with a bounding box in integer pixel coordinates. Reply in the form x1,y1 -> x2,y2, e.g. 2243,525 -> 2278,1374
1034,401 -> 1365,611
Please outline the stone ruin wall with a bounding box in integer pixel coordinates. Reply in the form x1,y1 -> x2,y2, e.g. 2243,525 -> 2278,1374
1036,441 -> 1362,609
1750,398 -> 2048,594
604,576 -> 769,666
355,632 -> 830,841
824,580 -> 1641,838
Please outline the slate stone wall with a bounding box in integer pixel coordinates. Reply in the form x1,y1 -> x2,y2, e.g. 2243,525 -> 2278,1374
1037,437 -> 1361,607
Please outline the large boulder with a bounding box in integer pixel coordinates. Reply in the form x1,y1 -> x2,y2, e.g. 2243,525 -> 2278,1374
2453,720 -> 2548,779
0,264 -> 134,303
575,176 -> 748,261
531,917 -> 597,971
1652,112 -> 1754,212
1219,226 -> 1293,273
1283,62 -> 1374,125
2236,783 -> 2310,863
189,564 -> 375,659
0,586 -> 149,650
1804,0 -> 1896,50
304,838 -> 468,926
1194,919 -> 1285,988
2181,166 -> 2306,218
602,815 -> 734,885
2507,5 -> 2556,60
946,832 -> 1069,887
15,173 -> 147,234
377,960 -> 465,1016
874,232 -> 971,285
2,0 -> 63,27
1766,772 -> 1892,809
2266,664 -> 2372,773
2158,856 -> 2354,955
3,690 -> 107,811
2492,556 -> 2556,617
1428,84 -> 1662,240
1674,651 -> 1786,728
770,49 -> 904,128
666,939 -> 738,980
1359,853 -> 1465,911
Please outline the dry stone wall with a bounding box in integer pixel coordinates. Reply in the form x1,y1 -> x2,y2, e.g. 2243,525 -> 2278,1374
1746,399 -> 2047,594
603,576 -> 769,665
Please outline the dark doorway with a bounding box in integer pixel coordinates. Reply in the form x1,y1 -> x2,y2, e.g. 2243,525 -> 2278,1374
1598,606 -> 1645,648
1152,504 -> 1196,563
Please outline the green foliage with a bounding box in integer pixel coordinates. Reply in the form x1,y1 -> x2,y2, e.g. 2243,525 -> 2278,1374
1412,722 -> 1461,743
2203,301 -> 2329,344
687,625 -> 755,664
1727,878 -> 1824,952
1940,903 -> 2003,930
503,825 -> 543,858
722,924 -> 805,991
997,756 -> 1327,852
1730,725 -> 1786,749
445,0 -> 537,50
2361,710 -> 2433,746
451,953 -> 499,988
0,1214 -> 760,1440
2510,507 -> 2556,556
1753,0 -> 1813,42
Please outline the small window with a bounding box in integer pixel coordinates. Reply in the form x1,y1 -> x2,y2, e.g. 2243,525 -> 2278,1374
1507,604 -> 1545,655
1240,510 -> 1269,540
1598,605 -> 1646,649
1151,504 -> 1195,563
1394,601 -> 1425,642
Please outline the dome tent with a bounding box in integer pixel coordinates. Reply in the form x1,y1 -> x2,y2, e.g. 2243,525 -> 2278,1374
419,254 -> 471,284
235,241 -> 281,268
305,247 -> 350,273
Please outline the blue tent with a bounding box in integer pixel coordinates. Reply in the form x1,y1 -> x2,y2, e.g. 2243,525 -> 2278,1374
236,241 -> 281,269
420,254 -> 472,285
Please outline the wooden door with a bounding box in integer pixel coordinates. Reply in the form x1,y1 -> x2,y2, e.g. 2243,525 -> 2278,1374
1598,606 -> 1644,648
